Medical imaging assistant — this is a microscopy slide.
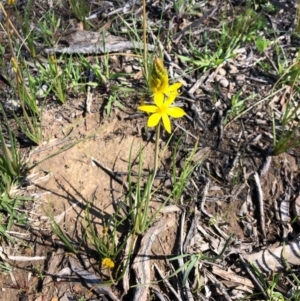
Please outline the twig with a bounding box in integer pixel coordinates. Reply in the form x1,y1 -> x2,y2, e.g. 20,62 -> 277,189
205,269 -> 233,301
188,70 -> 210,96
259,154 -> 272,177
280,186 -> 291,239
200,179 -> 212,218
252,172 -> 266,240
183,207 -> 198,253
91,157 -> 129,191
122,235 -> 137,296
0,247 -> 45,261
45,41 -> 155,54
239,254 -> 268,299
153,263 -> 183,301
178,208 -> 195,301
174,121 -> 198,140
151,287 -> 168,301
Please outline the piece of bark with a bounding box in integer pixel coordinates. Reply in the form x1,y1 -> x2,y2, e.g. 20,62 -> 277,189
132,218 -> 176,301
211,266 -> 255,289
243,239 -> 300,274
44,29 -> 154,54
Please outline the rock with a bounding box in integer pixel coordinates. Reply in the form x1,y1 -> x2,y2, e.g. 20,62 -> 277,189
5,98 -> 20,111
215,75 -> 229,87
124,65 -> 132,74
218,67 -> 226,76
109,55 -> 118,64
235,74 -> 245,81
219,78 -> 229,87
228,64 -> 238,74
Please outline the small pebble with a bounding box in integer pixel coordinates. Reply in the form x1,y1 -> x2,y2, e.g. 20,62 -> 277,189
256,119 -> 267,125
5,99 -> 20,111
219,78 -> 229,87
109,55 -> 118,64
218,68 -> 226,76
235,74 -> 245,81
215,75 -> 229,87
36,84 -> 48,98
123,65 -> 132,74
233,47 -> 246,54
73,284 -> 82,294
228,65 -> 238,74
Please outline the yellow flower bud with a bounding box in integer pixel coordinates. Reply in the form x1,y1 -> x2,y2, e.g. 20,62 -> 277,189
102,257 -> 115,269
102,226 -> 108,236
50,55 -> 57,64
150,58 -> 168,93
11,57 -> 18,73
152,58 -> 167,80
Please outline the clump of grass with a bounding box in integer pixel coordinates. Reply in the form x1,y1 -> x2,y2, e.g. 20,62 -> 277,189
271,90 -> 300,156
68,0 -> 90,29
0,107 -> 23,179
250,263 -> 286,300
171,139 -> 205,203
50,200 -> 134,284
271,54 -> 300,155
47,55 -> 67,104
35,10 -> 61,47
126,144 -> 157,234
223,90 -> 247,125
168,234 -> 233,288
82,55 -> 132,116
179,5 -> 266,72
172,0 -> 204,18
2,27 -> 43,144
0,107 -> 31,241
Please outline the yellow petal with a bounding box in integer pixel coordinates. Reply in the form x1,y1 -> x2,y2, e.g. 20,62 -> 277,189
162,114 -> 171,133
138,105 -> 158,113
164,93 -> 177,107
167,82 -> 182,93
153,92 -> 164,107
166,107 -> 186,118
148,113 -> 161,127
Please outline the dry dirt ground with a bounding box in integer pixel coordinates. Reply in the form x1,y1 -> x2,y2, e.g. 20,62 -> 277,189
1,0 -> 300,301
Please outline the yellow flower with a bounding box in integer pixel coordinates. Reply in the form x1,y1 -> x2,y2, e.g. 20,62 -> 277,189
102,257 -> 115,269
8,0 -> 15,5
102,226 -> 108,236
138,92 -> 185,134
150,58 -> 182,98
11,57 -> 18,73
50,55 -> 57,64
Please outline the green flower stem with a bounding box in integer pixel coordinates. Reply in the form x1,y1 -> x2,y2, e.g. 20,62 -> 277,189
149,123 -> 160,192
109,269 -> 117,285
154,123 -> 160,178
